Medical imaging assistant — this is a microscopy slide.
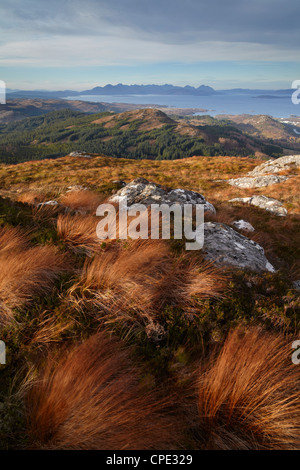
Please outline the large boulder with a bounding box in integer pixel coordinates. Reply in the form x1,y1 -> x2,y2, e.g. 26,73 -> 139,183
203,222 -> 275,273
229,195 -> 287,217
228,174 -> 288,188
109,178 -> 216,213
248,155 -> 300,175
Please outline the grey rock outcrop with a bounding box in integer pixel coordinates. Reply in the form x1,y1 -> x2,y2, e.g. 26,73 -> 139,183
203,222 -> 275,273
228,174 -> 288,188
69,151 -> 92,158
109,178 -> 216,213
248,155 -> 300,176
229,195 -> 287,216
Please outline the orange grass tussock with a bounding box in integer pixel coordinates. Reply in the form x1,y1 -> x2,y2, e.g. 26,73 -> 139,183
0,225 -> 29,253
26,332 -> 182,450
60,189 -> 105,213
56,213 -> 101,254
70,239 -> 228,325
17,191 -> 46,205
0,227 -> 68,323
195,327 -> 300,450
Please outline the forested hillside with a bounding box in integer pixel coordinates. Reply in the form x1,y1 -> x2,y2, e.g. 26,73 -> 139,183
0,108 -> 283,164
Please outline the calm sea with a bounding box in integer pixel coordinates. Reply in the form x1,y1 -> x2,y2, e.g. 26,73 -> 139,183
65,93 -> 300,118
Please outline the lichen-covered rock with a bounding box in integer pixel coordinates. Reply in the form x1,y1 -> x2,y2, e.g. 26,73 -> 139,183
109,178 -> 165,205
228,174 -> 288,188
248,155 -> 300,175
109,178 -> 216,213
232,220 -> 255,232
229,195 -> 287,216
202,222 -> 275,273
69,151 -> 92,158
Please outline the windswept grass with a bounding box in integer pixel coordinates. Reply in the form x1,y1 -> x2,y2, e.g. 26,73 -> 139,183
25,332 -> 181,450
0,226 -> 29,253
59,189 -> 105,214
17,191 -> 45,205
0,227 -> 68,324
0,154 -> 299,450
195,327 -> 300,449
69,239 -> 228,331
56,213 -> 101,255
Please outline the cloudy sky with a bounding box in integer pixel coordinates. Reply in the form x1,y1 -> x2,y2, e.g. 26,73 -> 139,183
0,0 -> 299,90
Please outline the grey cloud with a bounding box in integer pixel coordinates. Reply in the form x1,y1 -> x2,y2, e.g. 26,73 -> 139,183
0,0 -> 299,68
0,0 -> 299,46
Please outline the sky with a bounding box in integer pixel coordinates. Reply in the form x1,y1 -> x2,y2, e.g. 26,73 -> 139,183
0,0 -> 300,90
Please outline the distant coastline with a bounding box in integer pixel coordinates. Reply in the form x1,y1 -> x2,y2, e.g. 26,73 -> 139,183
65,93 -> 299,118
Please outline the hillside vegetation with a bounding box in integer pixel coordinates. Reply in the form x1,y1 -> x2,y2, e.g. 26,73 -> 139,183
0,108 -> 284,163
186,114 -> 300,153
0,148 -> 299,450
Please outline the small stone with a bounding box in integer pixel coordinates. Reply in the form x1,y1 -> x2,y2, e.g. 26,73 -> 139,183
145,322 -> 166,343
232,220 -> 255,232
37,200 -> 58,207
293,280 -> 300,292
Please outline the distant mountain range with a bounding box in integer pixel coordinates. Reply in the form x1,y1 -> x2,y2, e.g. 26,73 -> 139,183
6,84 -> 293,100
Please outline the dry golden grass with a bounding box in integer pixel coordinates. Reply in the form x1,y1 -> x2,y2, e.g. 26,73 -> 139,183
56,204 -> 149,254
31,203 -> 62,224
4,153 -> 299,214
56,213 -> 101,254
196,327 -> 300,449
2,154 -> 298,213
59,189 -> 105,213
0,225 -> 29,253
69,239 -> 228,327
17,191 -> 45,205
29,312 -> 74,348
291,260 -> 300,279
0,228 -> 68,323
159,256 -> 229,311
75,239 -> 171,320
0,155 -> 258,194
26,332 -> 181,450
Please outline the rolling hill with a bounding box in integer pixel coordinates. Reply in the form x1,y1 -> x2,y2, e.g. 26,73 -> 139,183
186,113 -> 300,154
